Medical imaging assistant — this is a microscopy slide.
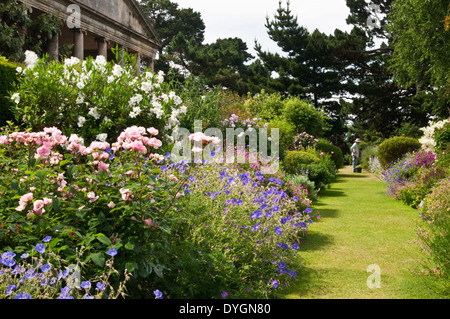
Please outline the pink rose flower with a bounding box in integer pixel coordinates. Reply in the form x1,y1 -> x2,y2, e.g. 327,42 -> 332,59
147,127 -> 159,136
35,145 -> 51,159
147,138 -> 162,149
33,200 -> 45,215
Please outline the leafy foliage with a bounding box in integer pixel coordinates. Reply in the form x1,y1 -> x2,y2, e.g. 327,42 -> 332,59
388,0 -> 450,117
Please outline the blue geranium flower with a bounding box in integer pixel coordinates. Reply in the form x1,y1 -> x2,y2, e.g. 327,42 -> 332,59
274,226 -> 282,236
14,292 -> 31,299
154,289 -> 163,299
35,243 -> 45,254
96,282 -> 106,291
6,285 -> 17,296
107,248 -> 117,257
43,236 -> 52,243
40,264 -> 51,273
270,279 -> 278,289
81,281 -> 91,289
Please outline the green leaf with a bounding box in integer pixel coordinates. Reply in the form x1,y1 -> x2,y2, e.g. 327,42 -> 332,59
138,260 -> 153,278
52,197 -> 61,212
35,169 -> 50,180
125,240 -> 135,251
89,252 -> 105,267
67,164 -> 77,176
125,261 -> 136,273
10,180 -> 19,191
96,233 -> 111,246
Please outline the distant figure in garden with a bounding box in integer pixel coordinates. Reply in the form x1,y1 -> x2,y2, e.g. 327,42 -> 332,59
351,138 -> 361,172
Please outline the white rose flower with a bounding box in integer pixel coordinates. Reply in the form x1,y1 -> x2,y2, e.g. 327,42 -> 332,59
64,56 -> 80,68
77,116 -> 86,128
112,65 -> 123,77
24,51 -> 39,69
88,107 -> 101,120
11,93 -> 20,104
96,133 -> 108,142
141,81 -> 153,94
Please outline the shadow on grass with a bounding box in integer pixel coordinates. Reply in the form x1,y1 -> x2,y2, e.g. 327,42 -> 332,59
317,187 -> 347,198
310,207 -> 339,219
284,265 -> 370,299
336,173 -> 369,180
299,231 -> 334,252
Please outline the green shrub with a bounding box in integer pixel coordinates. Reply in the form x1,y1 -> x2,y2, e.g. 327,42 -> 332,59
244,90 -> 285,121
283,150 -> 320,175
316,138 -> 344,169
434,121 -> 450,153
378,136 -> 421,169
283,150 -> 336,190
0,56 -> 19,126
418,177 -> 450,296
0,125 -> 184,296
282,98 -> 330,137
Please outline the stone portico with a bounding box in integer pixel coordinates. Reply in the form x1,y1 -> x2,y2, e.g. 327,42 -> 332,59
20,0 -> 160,72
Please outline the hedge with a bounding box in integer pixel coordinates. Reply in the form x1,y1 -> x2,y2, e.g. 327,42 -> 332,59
316,139 -> 344,169
0,56 -> 19,126
378,136 -> 421,169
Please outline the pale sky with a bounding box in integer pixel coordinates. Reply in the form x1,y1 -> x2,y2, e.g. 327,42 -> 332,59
171,0 -> 353,57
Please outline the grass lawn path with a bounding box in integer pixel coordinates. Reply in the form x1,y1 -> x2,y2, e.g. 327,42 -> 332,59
285,166 -> 438,299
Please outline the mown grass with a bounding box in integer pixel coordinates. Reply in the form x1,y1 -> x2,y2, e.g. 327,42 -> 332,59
284,166 -> 439,299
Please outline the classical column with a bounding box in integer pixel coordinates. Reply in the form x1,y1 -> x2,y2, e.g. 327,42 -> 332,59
144,57 -> 154,72
135,52 -> 141,75
48,33 -> 59,62
96,37 -> 109,58
72,28 -> 86,60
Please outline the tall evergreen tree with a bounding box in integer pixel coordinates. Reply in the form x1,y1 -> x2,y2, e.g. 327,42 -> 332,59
252,1 -> 348,139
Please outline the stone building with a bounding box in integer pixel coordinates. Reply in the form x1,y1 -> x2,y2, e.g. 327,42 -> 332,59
20,0 -> 160,71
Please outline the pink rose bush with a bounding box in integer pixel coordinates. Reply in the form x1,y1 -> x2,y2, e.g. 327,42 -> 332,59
0,125 -> 186,288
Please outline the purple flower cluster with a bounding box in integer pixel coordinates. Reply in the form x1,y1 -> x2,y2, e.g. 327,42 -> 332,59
190,165 -> 314,295
413,150 -> 436,168
0,237 -> 121,299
